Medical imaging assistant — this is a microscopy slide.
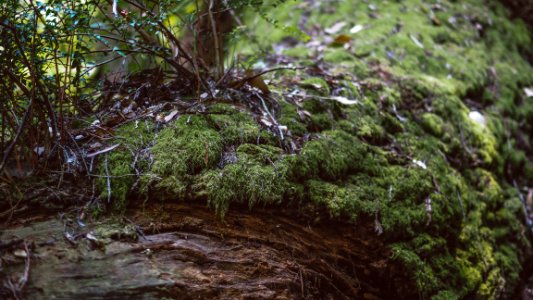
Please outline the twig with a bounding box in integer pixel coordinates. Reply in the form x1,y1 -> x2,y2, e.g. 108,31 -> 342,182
104,154 -> 112,203
0,73 -> 34,175
18,242 -> 31,290
227,66 -> 305,89
2,241 -> 31,300
208,0 -> 223,78
514,180 -> 533,235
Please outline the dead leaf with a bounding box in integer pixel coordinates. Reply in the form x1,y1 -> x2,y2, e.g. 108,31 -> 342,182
330,34 -> 352,46
164,110 -> 179,123
330,96 -> 358,105
325,21 -> 347,35
260,118 -> 273,127
297,109 -> 312,121
431,14 -> 441,26
409,34 -> 424,49
524,87 -> 533,98
249,75 -> 270,94
349,24 -> 365,34
13,249 -> 27,258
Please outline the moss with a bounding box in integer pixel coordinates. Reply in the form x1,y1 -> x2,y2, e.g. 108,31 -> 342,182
391,243 -> 440,296
93,0 -> 533,298
420,113 -> 444,137
97,120 -> 155,210
198,143 -> 290,217
282,45 -> 312,58
307,179 -> 380,220
431,290 -> 459,300
209,105 -> 277,145
146,116 -> 223,197
290,130 -> 367,181
322,48 -> 370,78
277,99 -> 308,137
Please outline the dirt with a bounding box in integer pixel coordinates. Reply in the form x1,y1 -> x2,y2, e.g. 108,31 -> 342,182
0,202 -> 412,300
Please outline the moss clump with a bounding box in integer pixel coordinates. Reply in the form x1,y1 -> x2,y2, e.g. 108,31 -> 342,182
420,113 -> 444,137
209,105 -> 277,146
146,116 -> 223,197
198,143 -> 290,217
97,120 -> 155,210
290,130 -> 367,181
277,99 -> 308,137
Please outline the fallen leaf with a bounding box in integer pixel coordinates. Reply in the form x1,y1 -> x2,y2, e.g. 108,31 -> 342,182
13,249 -> 27,258
409,34 -> 424,49
297,109 -> 312,120
260,118 -> 273,127
330,96 -> 358,105
248,75 -> 270,94
330,34 -> 352,46
325,21 -> 347,35
413,159 -> 427,169
349,24 -> 365,34
431,14 -> 441,26
164,110 -> 179,123
468,111 -> 486,127
524,87 -> 533,98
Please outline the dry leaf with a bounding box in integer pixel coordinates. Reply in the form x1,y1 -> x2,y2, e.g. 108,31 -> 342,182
164,110 -> 179,123
325,21 -> 347,35
330,34 -> 352,46
413,159 -> 427,170
244,70 -> 270,94
409,34 -> 424,49
350,24 -> 365,34
13,249 -> 27,258
524,87 -> 533,98
260,118 -> 273,127
330,96 -> 358,105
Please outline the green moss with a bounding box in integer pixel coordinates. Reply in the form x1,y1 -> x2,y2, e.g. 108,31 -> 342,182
147,116 -> 223,197
198,143 -> 290,217
323,48 -> 370,78
278,99 -> 308,137
93,0 -> 533,298
282,45 -> 311,58
209,105 -> 277,145
290,130 -> 367,180
97,120 -> 155,210
420,113 -> 445,137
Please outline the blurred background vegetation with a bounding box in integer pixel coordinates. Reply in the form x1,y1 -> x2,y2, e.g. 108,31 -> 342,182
0,0 -> 292,177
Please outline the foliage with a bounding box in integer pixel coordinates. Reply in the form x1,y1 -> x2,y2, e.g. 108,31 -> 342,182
0,0 -> 290,175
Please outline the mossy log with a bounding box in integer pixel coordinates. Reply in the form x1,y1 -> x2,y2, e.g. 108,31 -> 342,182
94,0 -> 533,298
